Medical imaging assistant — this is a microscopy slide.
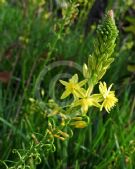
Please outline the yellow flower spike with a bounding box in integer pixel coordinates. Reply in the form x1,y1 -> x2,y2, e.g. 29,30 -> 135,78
99,82 -> 118,113
59,74 -> 88,99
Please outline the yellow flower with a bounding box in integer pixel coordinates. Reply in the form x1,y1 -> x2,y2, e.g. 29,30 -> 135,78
99,82 -> 118,112
59,74 -> 87,99
72,86 -> 102,113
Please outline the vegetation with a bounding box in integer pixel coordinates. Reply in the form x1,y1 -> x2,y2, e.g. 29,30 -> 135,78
0,0 -> 135,169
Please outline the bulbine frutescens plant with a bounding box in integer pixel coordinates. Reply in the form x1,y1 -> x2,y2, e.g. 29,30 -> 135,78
7,10 -> 118,168
48,10 -> 118,134
32,9 -> 118,153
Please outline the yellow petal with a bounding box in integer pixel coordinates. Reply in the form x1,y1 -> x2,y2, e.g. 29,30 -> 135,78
91,101 -> 101,108
60,90 -> 71,99
81,104 -> 89,113
87,98 -> 101,108
90,94 -> 103,102
81,99 -> 89,113
99,81 -> 107,95
86,85 -> 93,96
73,88 -> 86,98
59,80 -> 69,86
69,74 -> 78,83
72,100 -> 81,107
78,79 -> 88,87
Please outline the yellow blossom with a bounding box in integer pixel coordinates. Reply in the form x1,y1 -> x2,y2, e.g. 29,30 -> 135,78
59,74 -> 87,99
72,86 -> 102,113
99,82 -> 118,112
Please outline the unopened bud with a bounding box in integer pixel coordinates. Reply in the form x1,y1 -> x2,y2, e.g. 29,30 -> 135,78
83,63 -> 89,78
108,10 -> 114,21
